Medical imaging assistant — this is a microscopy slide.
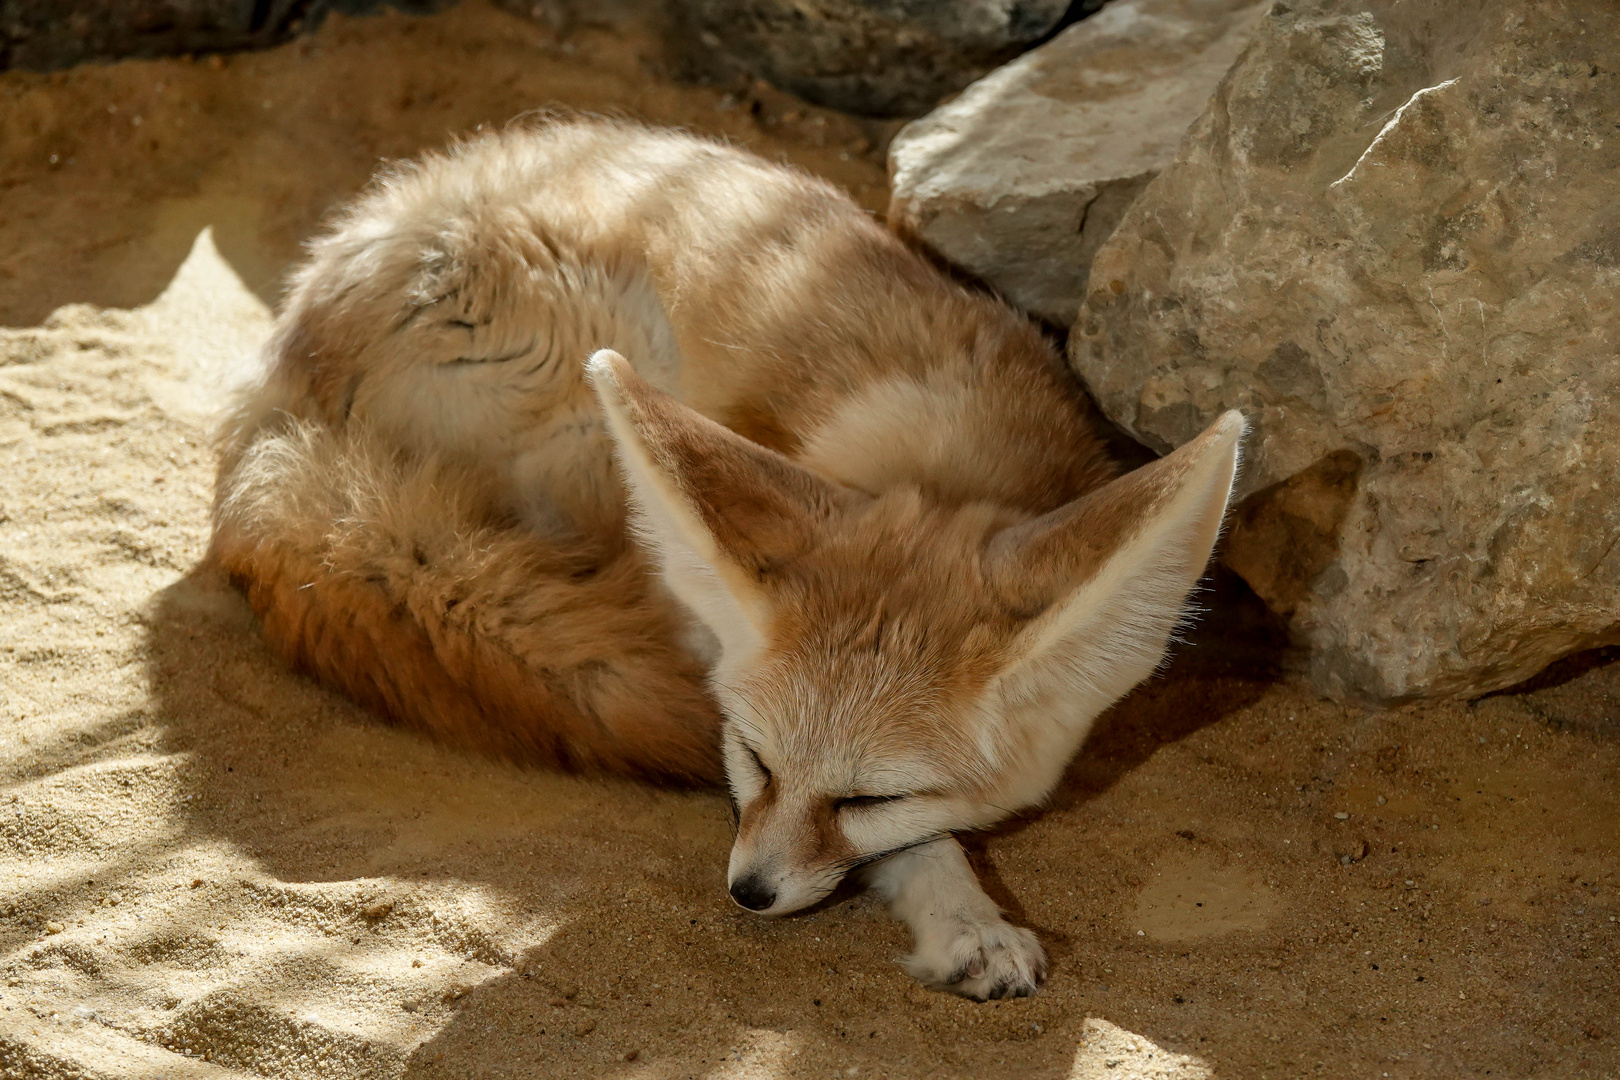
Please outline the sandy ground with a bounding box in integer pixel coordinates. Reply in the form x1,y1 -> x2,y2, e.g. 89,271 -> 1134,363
1,4 -> 1618,1079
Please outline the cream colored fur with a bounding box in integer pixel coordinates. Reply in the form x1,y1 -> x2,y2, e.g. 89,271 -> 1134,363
211,118 -> 1244,1000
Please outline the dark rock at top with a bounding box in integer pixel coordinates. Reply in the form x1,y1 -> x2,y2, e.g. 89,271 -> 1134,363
675,0 -> 1092,117
0,0 -> 452,72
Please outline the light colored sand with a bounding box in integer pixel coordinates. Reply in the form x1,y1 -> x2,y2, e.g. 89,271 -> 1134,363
2,5 -> 1619,1079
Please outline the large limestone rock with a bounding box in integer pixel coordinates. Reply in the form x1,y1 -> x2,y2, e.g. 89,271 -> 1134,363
1069,0 -> 1620,703
675,0 -> 1081,118
887,0 -> 1265,325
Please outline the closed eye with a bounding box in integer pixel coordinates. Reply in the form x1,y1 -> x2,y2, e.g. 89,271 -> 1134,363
744,744 -> 771,786
833,794 -> 905,813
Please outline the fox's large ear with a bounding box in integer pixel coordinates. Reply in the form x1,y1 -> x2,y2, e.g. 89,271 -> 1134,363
986,411 -> 1245,721
587,350 -> 863,661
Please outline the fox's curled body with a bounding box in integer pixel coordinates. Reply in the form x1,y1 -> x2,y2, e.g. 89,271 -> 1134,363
213,119 -> 1242,999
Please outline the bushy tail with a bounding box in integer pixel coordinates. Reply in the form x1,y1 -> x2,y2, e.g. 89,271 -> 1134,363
209,419 -> 723,785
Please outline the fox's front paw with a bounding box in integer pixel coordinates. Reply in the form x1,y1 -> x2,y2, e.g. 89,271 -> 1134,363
903,919 -> 1047,1001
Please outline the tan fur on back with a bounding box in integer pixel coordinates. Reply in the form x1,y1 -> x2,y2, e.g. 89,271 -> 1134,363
211,117 -> 1116,784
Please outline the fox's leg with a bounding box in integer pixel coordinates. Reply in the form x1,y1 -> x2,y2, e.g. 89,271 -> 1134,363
861,838 -> 1046,1000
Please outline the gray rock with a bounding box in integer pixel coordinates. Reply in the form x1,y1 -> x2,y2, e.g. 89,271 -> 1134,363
675,0 -> 1083,118
1069,0 -> 1620,703
888,0 -> 1265,324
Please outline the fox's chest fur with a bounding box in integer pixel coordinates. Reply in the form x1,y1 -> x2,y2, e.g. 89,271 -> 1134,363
212,119 -> 1242,1000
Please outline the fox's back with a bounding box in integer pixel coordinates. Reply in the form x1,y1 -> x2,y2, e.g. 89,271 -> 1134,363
244,120 -> 1108,536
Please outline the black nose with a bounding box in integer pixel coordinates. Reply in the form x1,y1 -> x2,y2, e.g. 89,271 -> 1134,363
729,875 -> 776,911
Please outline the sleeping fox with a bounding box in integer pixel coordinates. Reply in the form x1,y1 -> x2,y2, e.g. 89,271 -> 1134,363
211,118 -> 1243,1001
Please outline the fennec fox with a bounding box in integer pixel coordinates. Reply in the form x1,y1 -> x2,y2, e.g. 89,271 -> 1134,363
212,119 -> 1243,1000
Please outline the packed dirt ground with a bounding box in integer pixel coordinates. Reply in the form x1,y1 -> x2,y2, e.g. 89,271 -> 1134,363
0,4 -> 1616,1078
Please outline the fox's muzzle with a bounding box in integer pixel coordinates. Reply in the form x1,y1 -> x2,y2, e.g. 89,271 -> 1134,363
726,844 -> 847,916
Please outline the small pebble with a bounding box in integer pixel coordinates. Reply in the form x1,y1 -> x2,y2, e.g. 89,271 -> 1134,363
624,1049 -> 640,1062
362,901 -> 394,920
574,1017 -> 596,1037
45,922 -> 64,934
1333,812 -> 1349,820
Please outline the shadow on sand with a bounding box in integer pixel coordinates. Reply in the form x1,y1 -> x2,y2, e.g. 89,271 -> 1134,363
120,552 -> 1291,1079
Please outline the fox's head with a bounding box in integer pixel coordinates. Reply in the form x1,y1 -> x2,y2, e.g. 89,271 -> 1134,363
587,351 -> 1243,916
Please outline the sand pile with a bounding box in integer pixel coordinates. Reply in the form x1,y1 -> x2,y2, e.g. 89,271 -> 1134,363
1,5 -> 1617,1078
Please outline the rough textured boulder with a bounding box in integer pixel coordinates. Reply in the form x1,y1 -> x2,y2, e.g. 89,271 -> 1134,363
1070,0 -> 1620,703
888,0 -> 1265,324
675,0 -> 1087,117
